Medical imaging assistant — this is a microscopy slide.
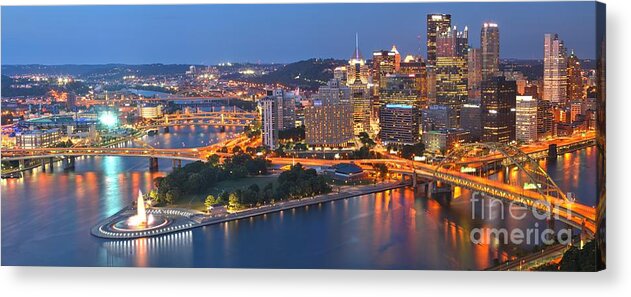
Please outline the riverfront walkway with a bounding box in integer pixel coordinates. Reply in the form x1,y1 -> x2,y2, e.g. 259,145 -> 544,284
485,242 -> 572,271
91,181 -> 406,239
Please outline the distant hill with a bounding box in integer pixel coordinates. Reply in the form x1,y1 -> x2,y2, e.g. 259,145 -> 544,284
233,58 -> 346,90
1,64 -> 202,78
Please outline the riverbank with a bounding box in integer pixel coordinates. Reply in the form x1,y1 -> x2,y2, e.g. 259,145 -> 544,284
91,181 -> 407,239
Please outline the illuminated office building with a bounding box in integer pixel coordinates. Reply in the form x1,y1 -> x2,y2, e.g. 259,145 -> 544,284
468,48 -> 482,99
426,13 -> 452,66
537,99 -> 554,140
421,104 -> 455,132
435,56 -> 468,117
481,22 -> 500,80
400,55 -> 429,108
481,77 -> 516,143
423,128 -> 470,154
138,104 -> 163,119
567,50 -> 585,100
379,74 -> 421,109
372,46 -> 400,95
543,33 -> 568,104
333,66 -> 348,85
347,35 -> 371,135
436,26 -> 468,58
460,99 -> 482,141
516,96 -> 538,143
260,89 -> 297,149
570,100 -> 583,123
16,128 -> 62,149
435,26 -> 468,127
304,79 -> 353,148
379,104 -> 419,146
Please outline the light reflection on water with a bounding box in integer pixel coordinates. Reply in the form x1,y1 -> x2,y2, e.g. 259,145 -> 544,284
102,231 -> 194,267
1,126 -> 596,268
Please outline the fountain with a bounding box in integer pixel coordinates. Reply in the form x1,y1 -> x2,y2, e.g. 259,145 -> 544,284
127,190 -> 148,227
109,190 -> 170,232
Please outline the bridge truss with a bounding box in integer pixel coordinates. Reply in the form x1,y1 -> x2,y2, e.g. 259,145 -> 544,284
434,142 -> 570,204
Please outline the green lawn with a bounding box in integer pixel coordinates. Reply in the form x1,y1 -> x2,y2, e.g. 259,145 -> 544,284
169,175 -> 278,211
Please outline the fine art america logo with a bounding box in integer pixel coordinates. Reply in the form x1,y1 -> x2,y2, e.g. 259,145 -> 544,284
469,192 -> 573,246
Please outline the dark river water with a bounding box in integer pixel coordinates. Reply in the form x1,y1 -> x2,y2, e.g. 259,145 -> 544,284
1,126 -> 597,269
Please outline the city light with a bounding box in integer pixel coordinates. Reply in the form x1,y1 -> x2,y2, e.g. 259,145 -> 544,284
0,2 -> 605,273
99,112 -> 118,128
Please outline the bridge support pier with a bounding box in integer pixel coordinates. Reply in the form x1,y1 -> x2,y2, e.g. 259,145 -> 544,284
504,166 -> 511,184
163,126 -> 170,133
430,181 -> 452,205
41,158 -> 46,172
172,159 -> 182,169
411,173 -> 417,188
48,157 -> 54,172
548,144 -> 558,160
18,159 -> 25,170
63,157 -> 75,170
149,157 -> 159,172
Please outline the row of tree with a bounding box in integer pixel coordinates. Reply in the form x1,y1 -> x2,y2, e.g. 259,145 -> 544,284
204,164 -> 332,211
152,153 -> 269,205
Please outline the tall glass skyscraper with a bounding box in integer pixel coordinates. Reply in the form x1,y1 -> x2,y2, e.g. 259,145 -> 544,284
480,22 -> 500,81
426,13 -> 451,66
543,33 -> 568,104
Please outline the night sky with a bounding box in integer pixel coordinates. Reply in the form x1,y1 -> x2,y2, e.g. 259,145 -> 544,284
1,2 -> 598,65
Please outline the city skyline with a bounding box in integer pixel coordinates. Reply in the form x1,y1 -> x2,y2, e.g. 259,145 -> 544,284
1,1 -> 605,272
2,2 -> 598,65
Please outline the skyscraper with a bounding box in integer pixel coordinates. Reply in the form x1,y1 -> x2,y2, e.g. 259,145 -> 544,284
379,104 -> 420,146
481,77 -> 516,143
455,26 -> 469,58
305,79 -> 354,148
435,26 -> 468,127
260,89 -> 297,149
261,96 -> 279,149
468,48 -> 482,99
379,74 -> 421,108
480,22 -> 500,81
372,46 -> 400,95
348,34 -> 369,86
567,50 -> 585,101
543,33 -> 568,104
347,34 -> 371,135
426,13 -> 451,66
537,99 -> 554,140
460,99 -> 482,141
435,55 -> 468,127
436,28 -> 456,58
516,96 -> 538,143
400,55 -> 428,108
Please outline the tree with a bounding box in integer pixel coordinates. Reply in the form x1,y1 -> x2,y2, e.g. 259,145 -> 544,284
358,132 -> 376,148
219,191 -> 230,204
165,190 -> 176,205
204,194 -> 217,211
228,192 -> 240,210
401,142 -> 425,159
274,147 -> 285,157
207,154 -> 220,166
373,163 -> 389,181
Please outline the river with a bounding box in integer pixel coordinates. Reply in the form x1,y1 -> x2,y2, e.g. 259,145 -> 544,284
1,126 -> 597,269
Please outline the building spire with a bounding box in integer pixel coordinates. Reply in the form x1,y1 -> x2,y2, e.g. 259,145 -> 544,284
351,32 -> 363,60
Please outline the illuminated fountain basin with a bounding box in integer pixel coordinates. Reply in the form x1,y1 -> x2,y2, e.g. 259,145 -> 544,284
111,213 -> 171,232
109,190 -> 171,232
